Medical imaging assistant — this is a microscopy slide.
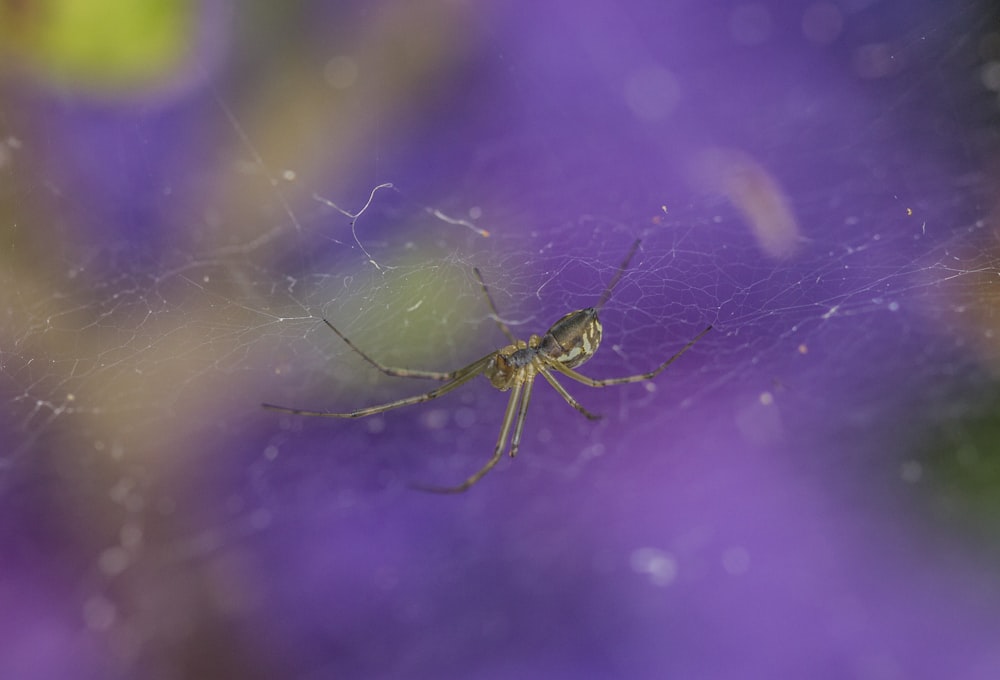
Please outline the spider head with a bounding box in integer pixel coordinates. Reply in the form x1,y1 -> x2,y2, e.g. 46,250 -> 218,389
540,307 -> 602,369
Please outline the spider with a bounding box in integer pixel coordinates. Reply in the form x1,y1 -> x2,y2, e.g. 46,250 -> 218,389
263,240 -> 712,493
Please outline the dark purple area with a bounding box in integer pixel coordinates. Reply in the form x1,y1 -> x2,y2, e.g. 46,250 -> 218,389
2,1 -> 1000,679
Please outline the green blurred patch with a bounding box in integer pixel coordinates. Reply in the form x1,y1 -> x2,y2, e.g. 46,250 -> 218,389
331,257 -> 483,368
0,0 -> 194,91
917,396 -> 1000,551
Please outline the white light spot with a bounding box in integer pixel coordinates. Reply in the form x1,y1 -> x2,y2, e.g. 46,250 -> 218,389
249,508 -> 272,530
888,301 -> 899,312
802,2 -> 844,45
282,169 -> 297,182
981,61 -> 1000,92
956,443 -> 979,467
722,546 -> 751,575
83,596 -> 117,631
736,394 -> 785,445
120,523 -> 143,549
124,492 -> 144,514
469,206 -> 483,219
900,460 -> 923,483
374,566 -> 400,591
205,551 -> 263,615
840,0 -> 878,10
624,66 -> 681,120
454,407 -> 476,428
852,43 -> 903,80
263,445 -> 279,460
203,208 -> 221,229
422,409 -> 449,430
630,547 -> 678,587
729,3 -> 773,46
109,478 -> 135,505
99,546 -> 130,576
225,495 -> 244,514
580,442 -> 605,460
324,55 -> 359,89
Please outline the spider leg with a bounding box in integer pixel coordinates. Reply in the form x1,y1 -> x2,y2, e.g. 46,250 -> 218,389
322,318 -> 459,381
537,367 -> 601,420
412,379 -> 525,494
508,371 -> 535,458
262,354 -> 493,418
547,325 -> 712,387
595,238 -> 642,310
472,267 -> 517,343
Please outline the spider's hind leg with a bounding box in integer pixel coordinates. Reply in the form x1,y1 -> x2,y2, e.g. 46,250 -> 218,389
411,378 -> 526,493
322,318 -> 457,381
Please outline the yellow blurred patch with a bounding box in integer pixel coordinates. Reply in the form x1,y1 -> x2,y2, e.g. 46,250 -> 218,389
0,0 -> 194,92
690,147 -> 801,259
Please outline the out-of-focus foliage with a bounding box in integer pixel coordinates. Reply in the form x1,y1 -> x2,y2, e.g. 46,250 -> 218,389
0,0 -> 195,92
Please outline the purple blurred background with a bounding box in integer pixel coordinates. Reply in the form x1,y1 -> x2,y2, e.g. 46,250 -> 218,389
2,1 -> 1000,678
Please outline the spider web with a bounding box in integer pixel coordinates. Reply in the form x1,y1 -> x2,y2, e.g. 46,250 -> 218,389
2,2 -> 1000,679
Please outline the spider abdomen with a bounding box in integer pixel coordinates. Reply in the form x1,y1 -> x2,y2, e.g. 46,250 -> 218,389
542,307 -> 603,369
